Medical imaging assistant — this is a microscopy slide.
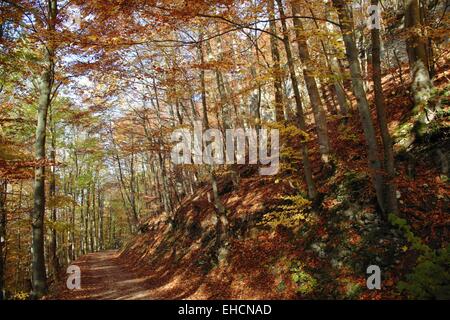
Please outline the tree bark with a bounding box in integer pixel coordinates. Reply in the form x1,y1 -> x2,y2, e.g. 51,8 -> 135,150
31,0 -> 58,299
268,0 -> 286,122
0,181 -> 7,300
98,188 -> 104,250
198,36 -> 227,260
404,0 -> 435,137
308,4 -> 350,117
31,49 -> 52,301
290,0 -> 331,163
371,0 -> 399,215
49,109 -> 60,281
332,0 -> 386,216
198,37 -> 226,214
275,0 -> 317,199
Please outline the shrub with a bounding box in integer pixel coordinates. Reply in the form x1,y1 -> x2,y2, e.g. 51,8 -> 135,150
389,213 -> 450,299
258,194 -> 312,229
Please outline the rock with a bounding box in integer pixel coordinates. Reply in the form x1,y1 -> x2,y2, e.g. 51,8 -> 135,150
218,247 -> 229,263
331,258 -> 343,269
311,242 -> 327,258
201,214 -> 217,229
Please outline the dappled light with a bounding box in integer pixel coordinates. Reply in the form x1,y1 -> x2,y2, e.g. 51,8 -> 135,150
0,0 -> 448,301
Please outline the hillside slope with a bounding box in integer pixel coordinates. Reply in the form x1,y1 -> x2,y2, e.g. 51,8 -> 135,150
51,57 -> 450,300
117,58 -> 449,300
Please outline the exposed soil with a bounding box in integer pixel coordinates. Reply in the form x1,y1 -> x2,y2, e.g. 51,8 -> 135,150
51,250 -> 160,300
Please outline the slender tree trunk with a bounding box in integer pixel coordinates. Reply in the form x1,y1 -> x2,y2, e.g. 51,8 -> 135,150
199,35 -> 227,260
321,82 -> 338,115
0,12 -> 6,298
211,25 -> 241,188
290,0 -> 331,163
371,0 -> 399,215
79,189 -> 85,255
70,178 -> 76,261
308,4 -> 350,116
98,189 -> 104,250
49,110 -> 59,281
158,151 -> 173,215
85,185 -> 90,252
109,207 -> 114,248
129,144 -> 140,225
90,183 -> 95,252
15,227 -> 21,293
198,37 -> 226,215
404,0 -> 435,138
333,76 -> 350,116
332,0 -> 386,215
275,0 -> 317,199
405,0 -> 430,74
151,78 -> 174,217
110,125 -> 139,232
0,181 -> 7,300
31,0 -> 58,299
150,157 -> 163,212
268,0 -> 286,122
32,50 -> 52,301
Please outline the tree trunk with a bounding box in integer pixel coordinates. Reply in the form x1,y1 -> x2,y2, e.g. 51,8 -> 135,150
371,0 -> 399,215
98,189 -> 104,250
290,0 -> 331,163
332,0 -> 386,216
31,51 -> 52,301
110,127 -> 139,232
268,0 -> 286,122
309,5 -> 350,116
129,144 -> 140,226
275,0 -> 317,199
198,36 -> 227,260
79,188 -> 85,255
92,191 -> 96,251
152,78 -> 174,216
49,111 -> 60,281
31,0 -> 58,299
85,185 -> 91,252
0,181 -> 7,300
211,25 -> 241,188
198,37 -> 226,215
404,0 -> 435,137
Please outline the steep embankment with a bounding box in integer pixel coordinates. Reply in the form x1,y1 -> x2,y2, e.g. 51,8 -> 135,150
114,58 -> 449,300
52,58 -> 449,300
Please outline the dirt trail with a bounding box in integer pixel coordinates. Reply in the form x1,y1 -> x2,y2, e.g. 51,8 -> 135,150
52,250 -> 159,300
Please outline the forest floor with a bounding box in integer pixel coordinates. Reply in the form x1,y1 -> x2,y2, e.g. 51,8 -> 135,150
52,250 -> 161,300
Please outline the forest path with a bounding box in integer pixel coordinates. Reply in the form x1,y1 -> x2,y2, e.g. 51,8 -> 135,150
52,250 -> 158,300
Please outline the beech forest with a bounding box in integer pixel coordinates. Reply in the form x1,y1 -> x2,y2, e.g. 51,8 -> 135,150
0,0 -> 449,300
